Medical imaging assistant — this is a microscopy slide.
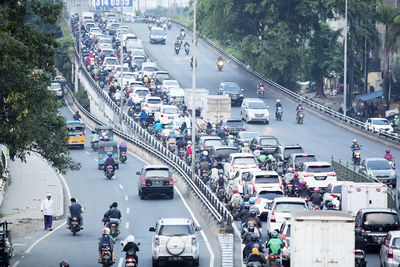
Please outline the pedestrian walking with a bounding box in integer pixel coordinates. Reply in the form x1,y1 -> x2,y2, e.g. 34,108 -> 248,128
40,193 -> 53,231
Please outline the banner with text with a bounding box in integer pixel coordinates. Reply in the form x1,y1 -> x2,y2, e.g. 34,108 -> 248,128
94,0 -> 133,7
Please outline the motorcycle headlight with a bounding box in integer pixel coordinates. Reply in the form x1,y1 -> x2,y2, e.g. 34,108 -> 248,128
239,94 -> 243,97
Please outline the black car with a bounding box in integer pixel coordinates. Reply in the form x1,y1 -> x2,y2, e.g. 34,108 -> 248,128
276,144 -> 304,162
218,82 -> 244,106
209,146 -> 239,163
137,165 -> 173,199
249,136 -> 280,155
234,131 -> 260,147
287,153 -> 317,171
219,118 -> 245,136
355,208 -> 400,248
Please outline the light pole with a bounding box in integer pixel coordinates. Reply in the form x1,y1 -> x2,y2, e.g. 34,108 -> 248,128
75,0 -> 82,92
191,0 -> 197,181
343,0 -> 348,117
119,3 -> 125,125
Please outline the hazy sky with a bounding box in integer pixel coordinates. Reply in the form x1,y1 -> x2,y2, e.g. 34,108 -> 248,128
139,0 -> 189,11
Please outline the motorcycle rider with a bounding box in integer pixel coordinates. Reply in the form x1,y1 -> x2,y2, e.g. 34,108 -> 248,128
176,137 -> 186,151
245,247 -> 267,265
226,135 -> 235,146
73,111 -> 81,121
121,235 -> 140,264
246,210 -> 262,229
296,103 -> 304,120
394,115 -> 400,128
275,99 -> 282,117
242,225 -> 256,245
102,202 -> 122,226
257,153 -> 267,168
98,227 -> 115,263
241,143 -> 250,153
308,187 -> 323,209
139,109 -> 147,126
239,203 -> 251,226
243,234 -> 263,262
229,188 -> 242,212
351,139 -> 361,159
174,39 -> 181,52
119,141 -> 127,154
297,181 -> 309,198
266,231 -> 283,254
384,148 -> 394,161
200,150 -> 211,164
199,159 -> 210,177
90,130 -> 100,148
154,121 -> 163,132
217,55 -> 223,62
104,152 -> 116,174
67,197 -> 83,229
186,141 -> 192,159
59,261 -> 70,267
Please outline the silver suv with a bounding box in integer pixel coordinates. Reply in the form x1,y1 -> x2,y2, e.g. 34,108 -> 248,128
149,218 -> 201,267
380,230 -> 400,267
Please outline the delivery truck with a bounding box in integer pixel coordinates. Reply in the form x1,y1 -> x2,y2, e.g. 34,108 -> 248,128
341,182 -> 388,217
184,88 -> 209,116
290,210 -> 355,267
201,95 -> 231,124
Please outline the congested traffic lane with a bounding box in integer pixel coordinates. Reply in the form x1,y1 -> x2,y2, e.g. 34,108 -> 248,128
130,21 -> 390,265
18,106 -> 212,267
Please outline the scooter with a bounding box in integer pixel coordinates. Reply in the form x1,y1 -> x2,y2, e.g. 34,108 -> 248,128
184,45 -> 189,55
257,87 -> 265,99
174,45 -> 180,55
216,186 -> 226,202
123,243 -> 140,267
296,111 -> 304,124
105,165 -> 114,179
107,218 -> 120,239
70,217 -> 81,236
354,249 -> 367,267
200,169 -> 209,184
217,60 -> 224,71
267,253 -> 281,267
91,140 -> 99,151
275,107 -> 283,121
352,149 -> 361,165
100,247 -> 113,266
120,152 -> 127,163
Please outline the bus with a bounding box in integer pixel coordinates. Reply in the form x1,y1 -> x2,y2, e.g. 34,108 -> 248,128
66,121 -> 86,149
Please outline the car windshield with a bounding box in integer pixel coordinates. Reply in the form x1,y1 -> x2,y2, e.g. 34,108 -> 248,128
164,80 -> 178,86
258,191 -> 283,199
163,107 -> 179,114
147,99 -> 161,104
111,23 -> 120,28
159,225 -> 193,236
143,66 -> 157,72
255,175 -> 279,184
91,28 -> 101,33
145,169 -> 169,178
233,157 -> 256,165
259,138 -> 278,146
124,74 -> 136,80
371,119 -> 390,125
283,147 -> 303,157
156,73 -> 170,80
392,238 -> 400,248
50,83 -> 61,89
105,58 -> 118,65
248,102 -> 267,109
226,121 -> 244,127
135,90 -> 149,96
115,66 -> 129,72
100,39 -> 112,44
332,186 -> 342,194
294,155 -> 317,164
152,29 -> 165,35
239,132 -> 259,140
364,212 -> 399,225
274,202 -> 307,212
367,160 -> 392,170
204,139 -> 223,147
133,58 -> 145,63
306,165 -> 334,173
214,148 -> 239,158
224,84 -> 240,93
102,50 -> 114,56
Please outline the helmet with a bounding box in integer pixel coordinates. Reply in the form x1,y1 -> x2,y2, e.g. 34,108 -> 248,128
229,180 -> 235,187
233,188 -> 239,194
107,152 -> 112,157
212,124 -> 216,128
126,234 -> 135,242
386,149 -> 390,153
202,151 -> 208,156
244,203 -> 250,209
326,202 -> 334,209
218,169 -> 224,175
187,141 -> 192,144
248,225 -> 255,232
243,194 -> 250,202
250,210 -> 257,217
276,99 -> 280,103
298,103 -> 302,106
243,143 -> 248,147
353,139 -> 357,144
314,187 -> 321,193
271,231 -> 278,238
92,130 -> 96,134
111,202 -> 118,208
59,261 -> 70,267
294,172 -> 299,178
103,136 -> 110,141
396,115 -> 399,119
249,199 -> 255,205
250,234 -> 258,241
301,181 -> 307,186
228,135 -> 233,139
287,167 -> 293,173
103,227 -> 110,235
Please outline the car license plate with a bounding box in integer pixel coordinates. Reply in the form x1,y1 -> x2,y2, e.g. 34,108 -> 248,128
255,114 -> 264,117
315,176 -> 326,180
374,236 -> 383,241
170,256 -> 182,261
152,180 -> 161,185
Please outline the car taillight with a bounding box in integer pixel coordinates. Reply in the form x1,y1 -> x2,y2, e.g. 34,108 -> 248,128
238,179 -> 242,185
225,129 -> 230,132
270,211 -> 276,223
240,129 -> 245,131
161,114 -> 163,117
111,224 -> 116,227
169,176 -> 173,185
256,197 -> 260,204
360,227 -> 365,235
268,254 -> 277,260
330,194 -> 337,198
141,177 -> 146,186
327,173 -> 336,176
145,104 -> 149,107
155,236 -> 160,246
127,258 -> 134,262
282,234 -> 286,247
303,173 -> 313,177
192,237 -> 196,245
279,180 -> 283,190
389,246 -> 393,258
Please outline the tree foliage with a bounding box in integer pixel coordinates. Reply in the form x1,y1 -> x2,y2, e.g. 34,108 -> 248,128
0,0 -> 80,174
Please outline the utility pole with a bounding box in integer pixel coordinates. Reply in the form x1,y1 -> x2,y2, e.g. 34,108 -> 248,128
191,0 -> 196,181
343,0 -> 348,117
119,3 -> 124,125
75,0 -> 82,92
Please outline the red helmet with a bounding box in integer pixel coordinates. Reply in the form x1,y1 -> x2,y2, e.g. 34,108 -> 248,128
314,187 -> 321,193
301,181 -> 307,186
233,189 -> 239,194
294,172 -> 299,178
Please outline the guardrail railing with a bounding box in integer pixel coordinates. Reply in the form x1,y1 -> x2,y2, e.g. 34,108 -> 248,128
72,47 -> 233,228
170,19 -> 400,145
331,155 -> 396,209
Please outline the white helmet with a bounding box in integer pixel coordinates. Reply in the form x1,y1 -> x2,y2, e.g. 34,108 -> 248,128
396,115 -> 399,119
126,235 -> 135,242
103,227 -> 110,235
276,99 -> 280,103
202,151 -> 208,156
287,167 -> 293,173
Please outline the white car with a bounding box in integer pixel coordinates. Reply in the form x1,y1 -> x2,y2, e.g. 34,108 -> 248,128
365,118 -> 394,134
89,27 -> 102,38
232,168 -> 259,194
168,87 -> 185,105
48,81 -> 63,97
141,62 -> 158,78
252,188 -> 284,219
129,87 -> 150,104
300,161 -> 337,191
266,197 -> 308,234
250,170 -> 282,192
103,57 -> 119,71
224,153 -> 258,179
162,80 -> 180,93
142,96 -> 162,114
155,105 -> 181,124
113,64 -> 130,77
241,98 -> 270,124
97,37 -> 113,50
149,218 -> 201,266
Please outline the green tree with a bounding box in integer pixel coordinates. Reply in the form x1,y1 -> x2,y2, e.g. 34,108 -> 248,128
376,3 -> 400,103
0,0 -> 80,174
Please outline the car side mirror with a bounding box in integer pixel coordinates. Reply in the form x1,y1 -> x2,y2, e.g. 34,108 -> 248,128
149,227 -> 156,232
195,226 -> 202,231
136,171 -> 141,175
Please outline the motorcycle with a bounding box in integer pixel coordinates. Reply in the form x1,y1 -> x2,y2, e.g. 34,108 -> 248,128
91,140 -> 99,151
167,21 -> 172,30
174,45 -> 180,55
0,221 -> 13,266
190,59 -> 197,69
180,30 -> 185,39
186,154 -> 192,165
268,253 -> 281,267
107,218 -> 120,239
168,143 -> 176,153
200,169 -> 209,184
257,87 -> 265,99
275,107 -> 283,121
216,186 -> 226,202
155,130 -> 162,140
120,152 -> 127,163
178,148 -> 185,160
296,111 -> 304,124
184,45 -> 189,55
70,217 -> 81,236
246,262 -> 262,267
123,243 -> 140,267
105,165 -> 114,179
352,149 -> 361,165
217,60 -> 224,71
354,249 -> 367,267
100,247 -> 113,266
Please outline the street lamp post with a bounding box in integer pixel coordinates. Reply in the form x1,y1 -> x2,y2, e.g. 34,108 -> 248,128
75,0 -> 82,92
119,4 -> 124,125
191,0 -> 197,181
343,0 -> 348,117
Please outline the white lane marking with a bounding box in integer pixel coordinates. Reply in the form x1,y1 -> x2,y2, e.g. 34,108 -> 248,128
94,158 -> 98,162
119,184 -> 124,190
126,222 -> 129,229
117,257 -> 123,267
25,222 -> 66,253
85,151 -> 90,155
125,195 -> 128,201
12,261 -> 20,267
127,151 -> 215,267
126,207 -> 130,214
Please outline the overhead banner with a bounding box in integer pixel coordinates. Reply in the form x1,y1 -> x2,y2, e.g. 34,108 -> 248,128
94,0 -> 133,7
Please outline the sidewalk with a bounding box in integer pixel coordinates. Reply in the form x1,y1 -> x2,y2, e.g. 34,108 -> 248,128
1,153 -> 64,221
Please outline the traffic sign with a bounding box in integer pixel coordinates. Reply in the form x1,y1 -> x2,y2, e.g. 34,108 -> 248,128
94,0 -> 133,7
